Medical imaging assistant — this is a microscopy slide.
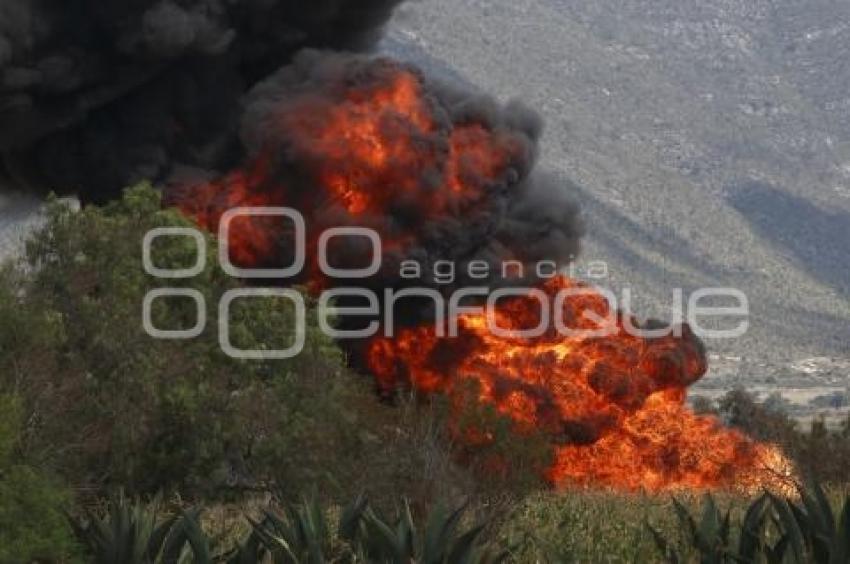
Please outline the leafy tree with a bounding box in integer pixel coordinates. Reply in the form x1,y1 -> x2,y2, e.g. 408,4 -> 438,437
0,184 -> 376,498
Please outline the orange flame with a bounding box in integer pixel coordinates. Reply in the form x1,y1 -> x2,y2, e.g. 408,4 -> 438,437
366,277 -> 793,492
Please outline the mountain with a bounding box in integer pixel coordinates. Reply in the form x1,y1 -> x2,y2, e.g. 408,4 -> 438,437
380,0 -> 850,390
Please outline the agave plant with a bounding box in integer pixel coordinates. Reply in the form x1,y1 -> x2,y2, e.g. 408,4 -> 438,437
69,491 -> 174,564
70,492 -> 228,564
647,492 -> 794,564
736,493 -> 790,564
247,493 -> 337,563
343,499 -> 508,564
647,483 -> 850,564
161,507 -> 220,564
769,481 -> 850,564
647,494 -> 734,564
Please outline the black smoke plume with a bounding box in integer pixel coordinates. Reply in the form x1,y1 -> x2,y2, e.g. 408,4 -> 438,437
1,0 -> 585,325
0,0 -> 402,201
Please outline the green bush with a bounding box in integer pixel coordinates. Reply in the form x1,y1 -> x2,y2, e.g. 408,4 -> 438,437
451,380 -> 553,496
718,389 -> 850,484
0,394 -> 81,563
0,184 -> 385,499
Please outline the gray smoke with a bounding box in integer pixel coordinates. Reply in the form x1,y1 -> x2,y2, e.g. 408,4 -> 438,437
0,0 -> 402,201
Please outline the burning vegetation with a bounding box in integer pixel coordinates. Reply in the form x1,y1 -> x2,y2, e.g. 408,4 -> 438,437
367,277 -> 792,492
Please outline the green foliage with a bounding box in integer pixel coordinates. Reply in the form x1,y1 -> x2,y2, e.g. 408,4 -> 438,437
0,182 -> 495,516
245,494 -> 507,564
0,394 -> 81,563
452,379 -> 553,495
501,490 -> 669,562
70,492 -> 172,564
0,184 -> 382,498
0,465 -> 82,563
70,493 -> 505,564
0,393 -> 20,463
643,483 -> 850,564
769,481 -> 850,564
347,499 -> 508,564
646,494 -> 785,564
22,479 -> 850,563
719,389 -> 850,484
245,494 -> 335,563
71,493 -> 231,564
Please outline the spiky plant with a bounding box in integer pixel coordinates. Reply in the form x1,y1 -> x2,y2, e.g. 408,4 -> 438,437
161,507 -> 219,564
70,492 -> 228,564
646,492 -> 796,564
736,493 -> 790,564
69,492 -> 175,564
769,481 -> 850,564
647,494 -> 734,564
344,499 -> 508,564
647,484 -> 850,564
247,494 -> 336,563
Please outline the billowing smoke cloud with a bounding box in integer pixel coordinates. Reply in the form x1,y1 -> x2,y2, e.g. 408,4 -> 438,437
0,0 -> 402,201
165,51 -> 584,326
1,0 -> 584,328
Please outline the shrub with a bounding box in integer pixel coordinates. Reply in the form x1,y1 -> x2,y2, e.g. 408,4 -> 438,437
0,184 -> 384,498
452,379 -> 553,496
0,394 -> 81,563
719,389 -> 850,484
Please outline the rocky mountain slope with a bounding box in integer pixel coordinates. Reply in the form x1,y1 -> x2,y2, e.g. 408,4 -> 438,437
380,0 -> 850,393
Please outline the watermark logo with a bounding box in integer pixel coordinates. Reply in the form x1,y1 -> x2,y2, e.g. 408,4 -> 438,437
143,207 -> 750,358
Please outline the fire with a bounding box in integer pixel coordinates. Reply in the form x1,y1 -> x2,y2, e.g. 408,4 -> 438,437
170,56 -> 793,493
366,276 -> 793,492
172,59 -> 524,279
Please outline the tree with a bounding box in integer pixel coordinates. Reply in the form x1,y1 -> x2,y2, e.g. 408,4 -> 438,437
0,184 -> 368,497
